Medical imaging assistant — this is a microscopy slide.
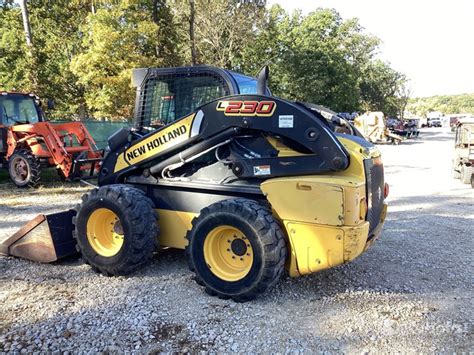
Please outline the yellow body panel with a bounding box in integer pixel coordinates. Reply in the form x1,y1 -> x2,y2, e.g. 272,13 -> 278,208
261,176 -> 366,227
150,135 -> 386,279
260,135 -> 386,277
156,209 -> 196,249
283,221 -> 371,276
114,113 -> 196,172
265,136 -> 305,157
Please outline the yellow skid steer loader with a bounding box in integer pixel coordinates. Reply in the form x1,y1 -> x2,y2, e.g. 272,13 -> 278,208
0,66 -> 388,301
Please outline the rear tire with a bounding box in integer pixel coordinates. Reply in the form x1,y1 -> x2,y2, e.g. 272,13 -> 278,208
73,184 -> 158,276
8,149 -> 41,188
186,198 -> 287,302
461,165 -> 472,184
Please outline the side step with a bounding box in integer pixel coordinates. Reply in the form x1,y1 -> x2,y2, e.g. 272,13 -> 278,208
0,210 -> 78,263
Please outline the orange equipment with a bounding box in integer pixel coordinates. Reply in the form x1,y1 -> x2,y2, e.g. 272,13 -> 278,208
0,92 -> 102,187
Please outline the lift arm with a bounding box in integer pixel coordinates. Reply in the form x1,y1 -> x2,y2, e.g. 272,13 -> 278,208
99,95 -> 350,185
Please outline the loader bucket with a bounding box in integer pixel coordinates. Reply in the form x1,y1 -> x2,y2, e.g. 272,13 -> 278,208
0,210 -> 78,263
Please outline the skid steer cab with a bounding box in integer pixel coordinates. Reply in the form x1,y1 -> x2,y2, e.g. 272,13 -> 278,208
2,66 -> 388,301
0,92 -> 102,187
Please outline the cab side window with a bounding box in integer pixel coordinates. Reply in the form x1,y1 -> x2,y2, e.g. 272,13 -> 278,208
1,99 -> 16,126
141,72 -> 231,129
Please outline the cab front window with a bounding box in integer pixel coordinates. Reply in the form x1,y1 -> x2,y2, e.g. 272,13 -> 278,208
0,94 -> 41,126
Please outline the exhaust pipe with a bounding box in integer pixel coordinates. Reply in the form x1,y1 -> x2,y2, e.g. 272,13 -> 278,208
257,65 -> 269,95
0,210 -> 78,263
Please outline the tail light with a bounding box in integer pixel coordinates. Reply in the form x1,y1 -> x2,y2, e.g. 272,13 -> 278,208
384,183 -> 389,198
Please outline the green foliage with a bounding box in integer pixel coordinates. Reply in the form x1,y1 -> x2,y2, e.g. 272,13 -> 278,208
0,3 -> 30,91
359,59 -> 408,117
407,94 -> 474,117
71,0 -> 181,119
237,6 -> 404,113
0,0 -> 410,119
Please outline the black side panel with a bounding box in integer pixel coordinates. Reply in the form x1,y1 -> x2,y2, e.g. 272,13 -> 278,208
134,182 -> 265,213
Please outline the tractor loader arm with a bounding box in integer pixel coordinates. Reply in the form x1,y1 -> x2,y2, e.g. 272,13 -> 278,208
99,95 -> 350,185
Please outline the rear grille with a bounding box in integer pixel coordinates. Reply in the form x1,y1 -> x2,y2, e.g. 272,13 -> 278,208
364,158 -> 385,235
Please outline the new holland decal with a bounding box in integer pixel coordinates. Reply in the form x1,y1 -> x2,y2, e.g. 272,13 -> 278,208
114,113 -> 195,172
216,100 -> 276,116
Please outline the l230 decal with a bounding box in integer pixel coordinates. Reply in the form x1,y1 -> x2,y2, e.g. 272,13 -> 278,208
216,100 -> 276,117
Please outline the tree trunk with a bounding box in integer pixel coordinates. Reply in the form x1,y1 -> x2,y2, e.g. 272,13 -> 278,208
19,0 -> 33,46
19,0 -> 38,91
189,0 -> 197,65
152,0 -> 161,58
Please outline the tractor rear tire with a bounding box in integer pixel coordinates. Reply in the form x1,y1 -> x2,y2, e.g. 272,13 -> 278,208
185,198 -> 287,302
461,165 -> 472,184
8,149 -> 41,188
73,184 -> 158,276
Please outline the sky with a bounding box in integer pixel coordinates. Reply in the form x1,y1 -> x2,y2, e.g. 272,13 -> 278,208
267,0 -> 474,98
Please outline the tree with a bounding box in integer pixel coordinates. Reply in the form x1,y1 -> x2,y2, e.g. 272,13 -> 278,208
359,59 -> 407,117
1,1 -> 412,120
71,0 -> 182,119
173,0 -> 265,68
238,6 -> 381,112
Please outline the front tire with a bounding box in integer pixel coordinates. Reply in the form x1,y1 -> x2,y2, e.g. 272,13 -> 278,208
8,149 -> 41,188
186,199 -> 287,302
73,184 -> 158,276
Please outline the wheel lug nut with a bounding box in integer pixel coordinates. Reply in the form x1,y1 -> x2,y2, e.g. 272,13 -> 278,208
227,240 -> 230,243
240,258 -> 243,261
227,249 -> 230,252
246,253 -> 250,256
232,256 -> 235,259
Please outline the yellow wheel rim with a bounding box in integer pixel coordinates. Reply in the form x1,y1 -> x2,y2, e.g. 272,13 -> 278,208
203,225 -> 253,282
86,208 -> 124,257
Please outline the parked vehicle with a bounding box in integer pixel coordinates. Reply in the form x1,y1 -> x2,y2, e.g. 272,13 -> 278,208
423,111 -> 444,128
428,118 -> 442,127
0,92 -> 102,187
0,65 -> 388,301
452,117 -> 474,187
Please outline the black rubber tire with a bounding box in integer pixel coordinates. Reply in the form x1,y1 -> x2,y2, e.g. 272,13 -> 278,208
471,174 -> 474,189
8,149 -> 41,188
73,184 -> 159,276
461,165 -> 472,184
185,198 -> 287,302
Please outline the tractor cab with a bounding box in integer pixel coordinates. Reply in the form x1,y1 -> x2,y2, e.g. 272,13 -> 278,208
0,92 -> 43,154
131,66 -> 271,131
0,92 -> 43,126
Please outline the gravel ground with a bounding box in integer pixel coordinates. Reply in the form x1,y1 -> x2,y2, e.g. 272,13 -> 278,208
0,128 -> 472,353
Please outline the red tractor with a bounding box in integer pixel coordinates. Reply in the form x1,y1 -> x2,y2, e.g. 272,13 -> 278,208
0,92 -> 102,187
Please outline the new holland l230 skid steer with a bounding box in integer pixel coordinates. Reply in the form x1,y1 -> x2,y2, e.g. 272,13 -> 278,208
1,66 -> 388,301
